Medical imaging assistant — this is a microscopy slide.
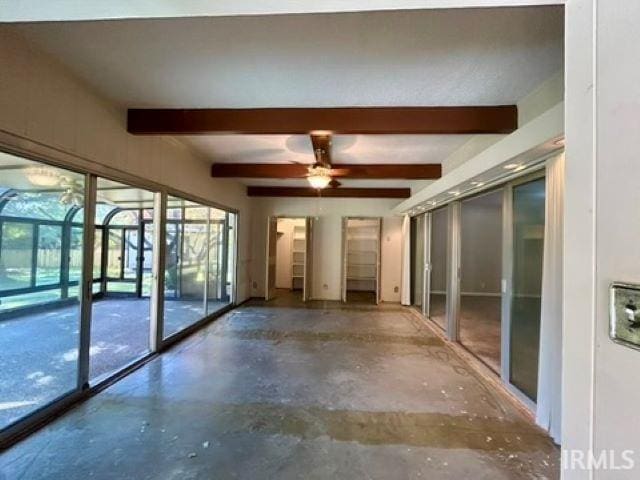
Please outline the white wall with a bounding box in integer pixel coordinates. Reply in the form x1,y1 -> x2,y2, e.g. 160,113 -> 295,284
0,29 -> 252,302
250,197 -> 403,302
442,69 -> 564,175
564,0 -> 640,478
592,2 -> 640,471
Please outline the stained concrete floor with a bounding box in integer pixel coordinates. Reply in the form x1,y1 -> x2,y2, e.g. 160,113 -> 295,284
0,294 -> 559,479
0,297 -> 227,428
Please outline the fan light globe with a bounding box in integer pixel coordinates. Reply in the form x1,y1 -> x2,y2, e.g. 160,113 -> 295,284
308,174 -> 331,189
307,166 -> 332,189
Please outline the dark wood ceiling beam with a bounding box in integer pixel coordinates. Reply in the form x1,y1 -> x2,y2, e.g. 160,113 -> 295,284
211,163 -> 441,179
128,106 -> 517,135
247,187 -> 410,198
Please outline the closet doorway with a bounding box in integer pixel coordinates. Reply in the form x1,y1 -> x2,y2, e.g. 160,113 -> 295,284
265,217 -> 314,302
341,217 -> 382,304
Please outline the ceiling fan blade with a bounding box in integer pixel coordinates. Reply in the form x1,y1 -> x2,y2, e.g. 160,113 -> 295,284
327,168 -> 350,177
329,179 -> 342,188
287,159 -> 313,165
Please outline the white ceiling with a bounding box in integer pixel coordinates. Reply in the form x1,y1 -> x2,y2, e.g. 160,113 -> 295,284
0,1 -> 565,23
185,134 -> 474,165
8,7 -> 564,108
5,6 -> 563,190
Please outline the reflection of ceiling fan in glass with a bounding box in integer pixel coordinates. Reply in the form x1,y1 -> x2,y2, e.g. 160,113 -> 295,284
58,177 -> 84,207
23,166 -> 82,206
24,165 -> 116,208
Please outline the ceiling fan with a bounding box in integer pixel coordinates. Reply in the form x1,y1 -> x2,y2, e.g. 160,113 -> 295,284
305,133 -> 348,189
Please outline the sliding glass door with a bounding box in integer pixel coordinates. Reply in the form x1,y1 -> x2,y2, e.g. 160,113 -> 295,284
508,177 -> 545,402
0,155 -> 85,430
0,148 -> 238,440
412,169 -> 547,410
89,178 -> 155,383
163,198 -> 234,339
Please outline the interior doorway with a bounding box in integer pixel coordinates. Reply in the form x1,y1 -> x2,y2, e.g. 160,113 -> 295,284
341,217 -> 382,304
265,217 -> 314,302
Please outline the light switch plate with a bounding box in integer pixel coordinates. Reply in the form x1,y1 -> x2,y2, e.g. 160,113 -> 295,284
610,282 -> 640,351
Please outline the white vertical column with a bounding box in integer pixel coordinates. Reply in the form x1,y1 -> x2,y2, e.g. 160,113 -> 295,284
446,202 -> 461,342
500,185 -> 513,384
422,212 -> 431,318
77,174 -> 96,389
203,207 -> 211,315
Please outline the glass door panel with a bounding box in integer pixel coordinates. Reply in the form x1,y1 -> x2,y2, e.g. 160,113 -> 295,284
207,210 -> 226,314
163,200 -> 207,338
89,179 -> 154,383
0,156 -> 84,430
509,178 -> 545,402
429,208 -> 448,329
459,190 -> 503,372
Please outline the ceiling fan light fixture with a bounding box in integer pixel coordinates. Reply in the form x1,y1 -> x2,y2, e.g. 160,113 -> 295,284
307,166 -> 332,189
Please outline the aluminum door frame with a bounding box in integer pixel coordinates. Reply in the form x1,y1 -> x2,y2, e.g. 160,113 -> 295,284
303,216 -> 314,302
421,212 -> 431,317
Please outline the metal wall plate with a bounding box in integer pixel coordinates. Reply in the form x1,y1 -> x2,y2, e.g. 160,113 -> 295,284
610,282 -> 640,351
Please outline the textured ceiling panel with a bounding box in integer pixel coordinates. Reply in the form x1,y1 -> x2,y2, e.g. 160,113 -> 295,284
8,7 -> 563,108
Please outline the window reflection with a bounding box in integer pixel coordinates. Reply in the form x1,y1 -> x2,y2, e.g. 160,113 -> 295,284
0,152 -> 84,429
163,198 -> 233,338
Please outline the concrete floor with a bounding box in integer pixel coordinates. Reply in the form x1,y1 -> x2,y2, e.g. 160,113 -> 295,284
0,294 -> 558,479
0,297 -> 227,428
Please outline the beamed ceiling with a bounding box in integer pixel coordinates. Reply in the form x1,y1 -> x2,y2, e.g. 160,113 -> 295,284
5,6 -> 564,196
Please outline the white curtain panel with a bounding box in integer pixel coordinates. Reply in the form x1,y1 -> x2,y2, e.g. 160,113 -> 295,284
400,215 -> 412,306
536,153 -> 564,443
